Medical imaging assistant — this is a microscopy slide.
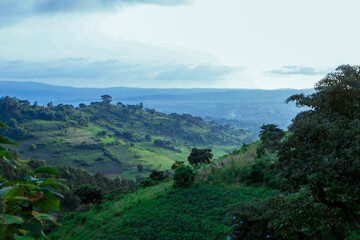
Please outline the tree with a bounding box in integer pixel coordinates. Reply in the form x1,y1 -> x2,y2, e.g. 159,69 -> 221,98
259,124 -> 284,151
278,65 -> 360,229
47,102 -> 53,108
101,95 -> 112,104
79,103 -> 86,108
187,147 -> 213,166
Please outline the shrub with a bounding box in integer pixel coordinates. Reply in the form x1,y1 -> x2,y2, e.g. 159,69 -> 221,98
74,185 -> 103,205
227,199 -> 277,240
173,166 -> 195,188
139,178 -> 156,188
137,164 -> 144,172
171,160 -> 184,170
149,170 -> 167,182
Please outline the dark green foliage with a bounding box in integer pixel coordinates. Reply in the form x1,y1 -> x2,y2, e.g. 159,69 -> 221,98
139,178 -> 156,188
74,185 -> 104,205
137,164 -> 144,172
153,139 -> 177,151
259,124 -> 284,152
171,160 -> 184,170
173,166 -> 195,188
96,130 -> 107,137
187,147 -> 213,166
248,159 -> 267,183
144,134 -> 152,141
0,122 -> 67,239
279,65 -> 360,229
149,169 -> 167,182
139,170 -> 168,188
227,199 -> 277,240
54,167 -> 134,211
227,192 -> 349,240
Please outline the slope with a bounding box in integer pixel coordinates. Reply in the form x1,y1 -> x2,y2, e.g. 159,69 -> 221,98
0,96 -> 255,179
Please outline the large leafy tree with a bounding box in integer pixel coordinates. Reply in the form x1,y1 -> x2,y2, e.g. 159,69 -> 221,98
187,147 -> 213,167
259,124 -> 284,151
278,65 -> 360,229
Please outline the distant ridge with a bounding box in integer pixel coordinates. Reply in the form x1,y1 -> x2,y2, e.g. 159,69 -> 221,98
0,81 -> 314,130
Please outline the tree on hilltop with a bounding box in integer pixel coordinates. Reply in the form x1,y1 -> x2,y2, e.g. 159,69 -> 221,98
101,95 -> 112,104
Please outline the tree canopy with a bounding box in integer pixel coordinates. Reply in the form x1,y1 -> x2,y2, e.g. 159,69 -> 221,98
278,65 -> 360,229
187,147 -> 213,166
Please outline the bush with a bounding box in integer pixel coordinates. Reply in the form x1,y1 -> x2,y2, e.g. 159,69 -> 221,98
139,178 -> 157,188
137,164 -> 144,172
149,170 -> 167,182
227,199 -> 277,240
227,192 -> 349,240
171,160 -> 184,170
74,185 -> 103,205
173,166 -> 195,188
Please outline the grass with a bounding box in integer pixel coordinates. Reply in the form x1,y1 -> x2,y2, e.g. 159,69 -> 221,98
5,103 -> 254,179
47,182 -> 275,240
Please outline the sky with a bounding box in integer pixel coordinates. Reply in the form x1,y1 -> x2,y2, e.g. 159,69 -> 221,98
0,0 -> 359,89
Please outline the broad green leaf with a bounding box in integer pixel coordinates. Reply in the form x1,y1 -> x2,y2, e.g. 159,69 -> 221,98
46,181 -> 69,191
40,186 -> 64,198
23,218 -> 44,237
34,167 -> 61,176
40,179 -> 69,191
17,184 -> 39,190
0,214 -> 24,225
43,191 -> 60,211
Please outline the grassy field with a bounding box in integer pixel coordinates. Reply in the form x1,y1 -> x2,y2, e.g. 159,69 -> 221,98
47,182 -> 275,240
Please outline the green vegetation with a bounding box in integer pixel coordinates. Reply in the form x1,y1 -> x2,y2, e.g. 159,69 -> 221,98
45,65 -> 360,239
2,65 -> 360,239
47,183 -> 274,240
0,122 -> 66,239
0,96 -> 255,179
173,165 -> 195,188
187,147 -> 213,167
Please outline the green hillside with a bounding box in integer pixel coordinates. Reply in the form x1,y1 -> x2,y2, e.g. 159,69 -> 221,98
46,142 -> 276,240
0,96 -> 255,179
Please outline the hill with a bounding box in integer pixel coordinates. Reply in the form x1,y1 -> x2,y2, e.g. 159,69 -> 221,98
0,96 -> 254,179
0,81 -> 314,130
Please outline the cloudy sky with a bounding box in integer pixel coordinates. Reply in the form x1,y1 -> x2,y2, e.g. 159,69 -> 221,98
0,0 -> 359,89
